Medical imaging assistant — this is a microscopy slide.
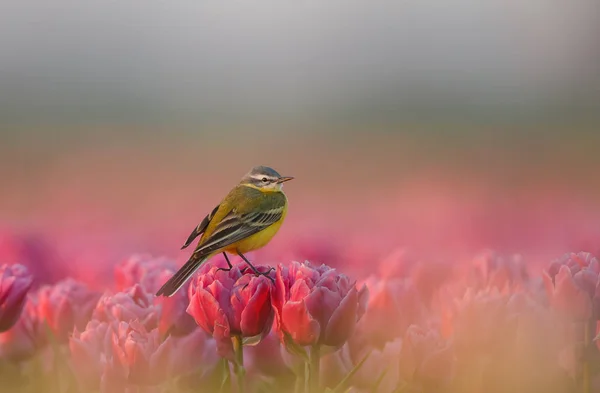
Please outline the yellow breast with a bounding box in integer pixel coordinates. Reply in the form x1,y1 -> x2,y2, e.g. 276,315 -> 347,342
225,208 -> 287,254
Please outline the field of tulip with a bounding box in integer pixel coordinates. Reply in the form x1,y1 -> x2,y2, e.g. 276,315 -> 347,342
1,226 -> 599,393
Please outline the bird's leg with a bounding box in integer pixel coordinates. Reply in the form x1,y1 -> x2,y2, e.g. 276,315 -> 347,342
216,252 -> 234,273
237,251 -> 275,283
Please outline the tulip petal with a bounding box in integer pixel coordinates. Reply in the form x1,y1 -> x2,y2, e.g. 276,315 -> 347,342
240,279 -> 273,337
323,287 -> 358,347
282,300 -> 320,346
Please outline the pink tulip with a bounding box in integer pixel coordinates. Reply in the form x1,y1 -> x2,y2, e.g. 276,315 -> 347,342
543,252 -> 600,321
245,328 -> 292,378
114,254 -> 178,293
70,319 -> 219,392
93,285 -> 160,330
0,264 -> 33,332
354,277 -> 425,348
37,278 -> 101,341
114,255 -> 196,336
69,320 -> 112,391
332,338 -> 402,393
187,263 -> 274,359
398,325 -> 455,387
451,287 -> 513,355
544,265 -> 593,321
272,261 -> 369,348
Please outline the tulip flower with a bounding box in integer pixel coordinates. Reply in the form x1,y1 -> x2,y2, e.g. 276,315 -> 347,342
272,261 -> 369,348
114,255 -> 196,336
114,254 -> 178,293
37,278 -> 101,341
271,261 -> 368,392
354,277 -> 425,348
543,252 -> 600,321
187,263 -> 275,392
93,285 -> 160,330
398,325 -> 455,389
0,264 -> 33,332
70,318 -> 216,393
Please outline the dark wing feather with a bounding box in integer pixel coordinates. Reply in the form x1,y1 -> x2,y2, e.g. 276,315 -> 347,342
192,207 -> 284,258
180,204 -> 220,250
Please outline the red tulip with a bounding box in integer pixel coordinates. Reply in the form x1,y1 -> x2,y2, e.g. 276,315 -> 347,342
37,278 -> 101,341
187,263 -> 274,359
272,261 -> 369,348
0,264 -> 33,332
93,285 -> 160,330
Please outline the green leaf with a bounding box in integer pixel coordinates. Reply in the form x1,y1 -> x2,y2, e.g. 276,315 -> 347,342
218,358 -> 231,393
331,349 -> 372,393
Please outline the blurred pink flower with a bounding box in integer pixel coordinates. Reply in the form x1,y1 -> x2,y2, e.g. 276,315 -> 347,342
543,252 -> 600,321
377,248 -> 418,280
93,285 -> 160,330
109,320 -> 176,386
69,320 -> 112,391
37,278 -> 101,341
398,325 -> 455,387
114,254 -> 178,293
0,264 -> 33,332
471,250 -> 529,290
272,261 -> 369,348
451,287 -> 514,355
245,328 -> 292,378
114,255 -> 196,336
0,296 -> 44,361
354,277 -> 425,348
187,263 -> 274,359
351,338 -> 403,393
70,319 -> 218,393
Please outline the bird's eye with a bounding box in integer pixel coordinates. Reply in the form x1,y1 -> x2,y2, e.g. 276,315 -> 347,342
261,177 -> 268,183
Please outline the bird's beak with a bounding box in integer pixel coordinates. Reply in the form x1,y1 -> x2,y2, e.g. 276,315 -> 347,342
276,176 -> 294,183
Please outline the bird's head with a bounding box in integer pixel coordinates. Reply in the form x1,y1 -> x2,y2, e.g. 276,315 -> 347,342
240,165 -> 294,191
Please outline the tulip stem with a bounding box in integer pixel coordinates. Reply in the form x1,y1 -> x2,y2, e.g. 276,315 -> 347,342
583,320 -> 591,393
308,344 -> 321,393
232,335 -> 245,393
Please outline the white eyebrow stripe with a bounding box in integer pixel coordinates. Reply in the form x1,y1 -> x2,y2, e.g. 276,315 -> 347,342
250,174 -> 277,180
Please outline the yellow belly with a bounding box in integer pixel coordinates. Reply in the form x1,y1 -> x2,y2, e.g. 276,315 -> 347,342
224,218 -> 285,254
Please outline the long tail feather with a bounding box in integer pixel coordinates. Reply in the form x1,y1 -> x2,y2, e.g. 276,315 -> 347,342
155,255 -> 207,297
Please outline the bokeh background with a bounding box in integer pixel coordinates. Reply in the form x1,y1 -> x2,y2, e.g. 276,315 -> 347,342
2,1 -> 600,285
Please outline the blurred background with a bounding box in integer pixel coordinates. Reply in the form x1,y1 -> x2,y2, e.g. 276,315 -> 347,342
1,1 -> 600,283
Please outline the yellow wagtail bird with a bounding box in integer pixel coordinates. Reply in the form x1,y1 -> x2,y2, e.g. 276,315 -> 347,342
155,165 -> 293,297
